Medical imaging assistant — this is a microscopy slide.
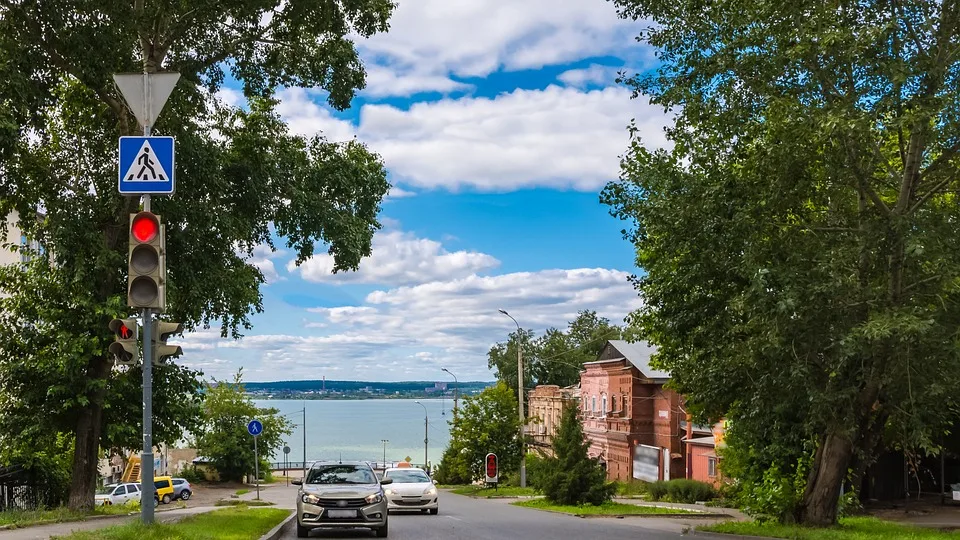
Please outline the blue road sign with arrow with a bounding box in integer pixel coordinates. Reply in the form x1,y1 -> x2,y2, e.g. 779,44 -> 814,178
118,136 -> 175,195
247,419 -> 263,437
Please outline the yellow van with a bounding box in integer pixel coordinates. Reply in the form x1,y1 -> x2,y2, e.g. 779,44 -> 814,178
153,476 -> 175,504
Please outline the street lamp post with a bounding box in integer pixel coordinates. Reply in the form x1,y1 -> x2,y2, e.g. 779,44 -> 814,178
381,439 -> 389,468
441,368 -> 459,412
414,401 -> 428,471
498,308 -> 526,488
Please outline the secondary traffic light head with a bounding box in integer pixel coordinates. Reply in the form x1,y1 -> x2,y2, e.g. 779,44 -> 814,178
108,318 -> 139,365
127,212 -> 166,310
152,320 -> 183,365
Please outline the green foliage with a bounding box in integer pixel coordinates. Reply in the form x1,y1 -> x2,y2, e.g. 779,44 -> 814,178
194,369 -> 293,482
0,0 -> 392,508
436,382 -> 522,483
606,0 -> 960,526
703,516 -> 960,540
538,403 -> 614,506
647,481 -> 668,501
513,499 -> 695,516
488,311 -> 622,395
664,479 -> 716,504
614,479 -> 649,497
179,466 -> 206,484
735,466 -> 807,524
524,453 -> 548,489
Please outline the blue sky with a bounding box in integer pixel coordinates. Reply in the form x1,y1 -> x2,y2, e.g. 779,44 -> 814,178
176,0 -> 672,382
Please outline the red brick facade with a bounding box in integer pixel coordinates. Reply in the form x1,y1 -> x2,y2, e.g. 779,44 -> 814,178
580,341 -> 685,482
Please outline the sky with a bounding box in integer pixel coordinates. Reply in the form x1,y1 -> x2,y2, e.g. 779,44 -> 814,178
174,0 -> 673,383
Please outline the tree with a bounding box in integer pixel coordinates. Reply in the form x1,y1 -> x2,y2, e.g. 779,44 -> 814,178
488,311 -> 622,395
537,402 -> 613,506
605,0 -> 960,526
0,0 -> 393,509
194,370 -> 292,483
440,382 -> 522,482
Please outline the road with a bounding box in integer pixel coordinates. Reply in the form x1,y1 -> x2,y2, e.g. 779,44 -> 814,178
278,491 -> 701,540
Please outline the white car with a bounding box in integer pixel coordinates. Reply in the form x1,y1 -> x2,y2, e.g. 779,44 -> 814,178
95,482 -> 142,506
381,467 -> 438,514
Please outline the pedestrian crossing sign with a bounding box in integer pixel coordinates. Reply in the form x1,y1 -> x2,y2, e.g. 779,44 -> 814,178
118,136 -> 175,195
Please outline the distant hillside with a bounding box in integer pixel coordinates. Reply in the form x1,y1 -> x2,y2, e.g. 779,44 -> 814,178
244,379 -> 495,394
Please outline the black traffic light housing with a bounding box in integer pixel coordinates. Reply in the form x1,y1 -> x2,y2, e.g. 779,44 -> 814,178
108,318 -> 139,365
152,320 -> 183,365
127,212 -> 166,311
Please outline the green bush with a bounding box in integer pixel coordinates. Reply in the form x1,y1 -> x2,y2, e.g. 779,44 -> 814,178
179,466 -> 206,483
648,481 -> 669,501
737,466 -> 803,523
434,445 -> 472,485
665,479 -> 716,503
615,480 -> 649,497
525,454 -> 548,490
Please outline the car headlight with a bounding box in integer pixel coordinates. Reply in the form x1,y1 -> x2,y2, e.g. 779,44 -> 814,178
424,487 -> 437,496
301,493 -> 321,505
365,492 -> 384,504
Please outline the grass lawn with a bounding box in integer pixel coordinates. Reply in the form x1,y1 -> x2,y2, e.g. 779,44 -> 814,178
702,516 -> 960,539
234,489 -> 250,496
215,499 -> 275,507
513,498 -> 697,516
0,503 -> 145,529
450,485 -> 541,497
50,506 -> 290,539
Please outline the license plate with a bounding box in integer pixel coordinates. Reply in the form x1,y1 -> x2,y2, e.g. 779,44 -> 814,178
327,509 -> 357,518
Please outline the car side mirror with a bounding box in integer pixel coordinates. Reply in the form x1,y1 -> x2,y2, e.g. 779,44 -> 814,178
292,479 -> 302,486
380,477 -> 393,485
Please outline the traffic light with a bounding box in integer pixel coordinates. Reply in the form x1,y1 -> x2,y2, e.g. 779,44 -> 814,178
127,211 -> 166,311
485,453 -> 498,482
108,318 -> 139,365
152,320 -> 183,365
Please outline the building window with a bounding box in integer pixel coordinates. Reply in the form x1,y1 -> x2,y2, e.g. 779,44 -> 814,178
623,395 -> 629,417
601,396 -> 607,417
708,457 -> 717,478
592,396 -> 597,415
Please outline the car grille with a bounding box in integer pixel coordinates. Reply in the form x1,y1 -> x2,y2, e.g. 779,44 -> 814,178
392,499 -> 429,506
316,498 -> 367,508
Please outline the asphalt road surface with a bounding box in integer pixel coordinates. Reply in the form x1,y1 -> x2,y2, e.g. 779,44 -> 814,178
279,492 -> 696,540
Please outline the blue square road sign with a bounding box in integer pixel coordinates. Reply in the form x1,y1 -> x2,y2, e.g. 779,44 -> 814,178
118,136 -> 175,195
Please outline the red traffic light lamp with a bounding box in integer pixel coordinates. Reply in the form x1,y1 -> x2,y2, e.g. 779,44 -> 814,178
484,453 -> 498,484
131,212 -> 159,242
108,318 -> 139,365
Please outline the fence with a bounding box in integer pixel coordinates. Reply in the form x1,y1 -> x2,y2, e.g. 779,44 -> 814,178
0,465 -> 65,511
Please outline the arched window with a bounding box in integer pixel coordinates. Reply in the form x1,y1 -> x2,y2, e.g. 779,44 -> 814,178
592,396 -> 597,414
601,395 -> 607,417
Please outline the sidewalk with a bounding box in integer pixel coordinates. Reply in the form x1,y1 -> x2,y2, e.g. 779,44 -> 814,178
235,482 -> 298,509
613,498 -> 748,521
0,505 -> 220,540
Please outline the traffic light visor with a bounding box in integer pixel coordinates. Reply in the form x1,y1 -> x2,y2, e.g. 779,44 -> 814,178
131,213 -> 159,243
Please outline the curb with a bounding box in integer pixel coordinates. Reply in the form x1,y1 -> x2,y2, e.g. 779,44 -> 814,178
692,530 -> 773,539
259,511 -> 295,540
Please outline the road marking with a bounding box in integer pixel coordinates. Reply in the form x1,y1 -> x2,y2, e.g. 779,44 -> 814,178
446,516 -> 463,521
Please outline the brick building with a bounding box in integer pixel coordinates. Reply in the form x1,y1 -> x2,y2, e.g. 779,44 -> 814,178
580,340 -> 685,482
684,420 -> 726,488
526,384 -> 579,455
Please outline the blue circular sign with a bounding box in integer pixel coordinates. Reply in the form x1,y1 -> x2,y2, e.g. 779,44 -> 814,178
247,419 -> 263,437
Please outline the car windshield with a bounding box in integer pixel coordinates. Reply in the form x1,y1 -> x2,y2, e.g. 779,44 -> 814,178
96,486 -> 116,495
384,470 -> 431,483
307,465 -> 377,485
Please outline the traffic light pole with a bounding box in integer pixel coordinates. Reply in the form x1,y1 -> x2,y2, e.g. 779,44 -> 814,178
141,188 -> 155,524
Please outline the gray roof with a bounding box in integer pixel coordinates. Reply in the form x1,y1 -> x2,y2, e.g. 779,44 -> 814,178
605,340 -> 671,380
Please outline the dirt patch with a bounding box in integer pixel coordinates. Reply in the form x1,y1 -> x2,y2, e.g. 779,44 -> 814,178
171,481 -> 247,508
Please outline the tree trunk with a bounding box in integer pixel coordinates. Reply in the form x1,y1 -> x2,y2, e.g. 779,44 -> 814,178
67,356 -> 111,511
797,431 -> 854,526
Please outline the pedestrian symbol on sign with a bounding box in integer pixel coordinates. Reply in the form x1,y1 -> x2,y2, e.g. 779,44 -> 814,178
122,140 -> 170,182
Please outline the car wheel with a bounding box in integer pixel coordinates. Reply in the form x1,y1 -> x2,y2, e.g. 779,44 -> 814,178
180,490 -> 191,501
430,508 -> 438,515
375,518 -> 389,538
296,520 -> 309,538
162,494 -> 172,504
153,497 -> 159,508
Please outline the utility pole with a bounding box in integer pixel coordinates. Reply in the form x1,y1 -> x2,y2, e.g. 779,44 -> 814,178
302,406 -> 307,481
415,401 -> 428,471
442,368 -> 459,412
498,309 -> 526,488
381,439 -> 389,468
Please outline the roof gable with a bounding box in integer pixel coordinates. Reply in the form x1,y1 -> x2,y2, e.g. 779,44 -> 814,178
597,340 -> 670,381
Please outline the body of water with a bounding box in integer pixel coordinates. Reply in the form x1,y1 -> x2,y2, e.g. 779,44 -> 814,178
254,398 -> 453,467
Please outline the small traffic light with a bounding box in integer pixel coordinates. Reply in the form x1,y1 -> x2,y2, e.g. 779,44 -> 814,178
152,320 -> 183,365
127,212 -> 166,310
485,453 -> 498,482
108,318 -> 139,365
